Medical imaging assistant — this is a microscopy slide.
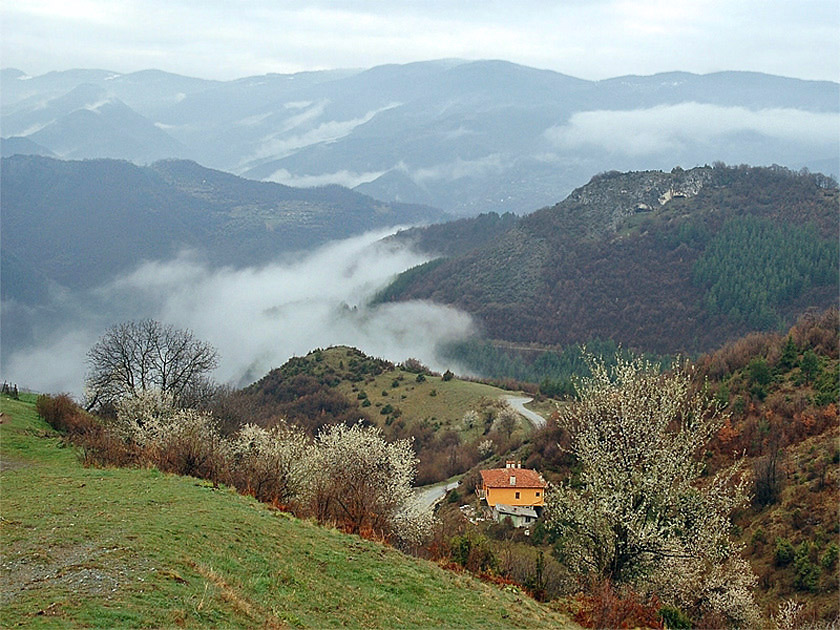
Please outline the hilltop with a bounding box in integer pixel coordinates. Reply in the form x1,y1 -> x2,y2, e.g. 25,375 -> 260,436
0,393 -> 575,629
380,164 -> 839,357
224,346 -> 544,484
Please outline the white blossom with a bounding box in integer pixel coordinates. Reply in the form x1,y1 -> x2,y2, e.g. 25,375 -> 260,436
305,422 -> 430,543
545,353 -> 760,623
230,422 -> 310,504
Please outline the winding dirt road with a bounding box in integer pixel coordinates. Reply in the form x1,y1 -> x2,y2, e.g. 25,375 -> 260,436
502,395 -> 546,429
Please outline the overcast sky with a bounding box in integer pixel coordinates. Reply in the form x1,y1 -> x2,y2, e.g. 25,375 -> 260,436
2,0 -> 838,82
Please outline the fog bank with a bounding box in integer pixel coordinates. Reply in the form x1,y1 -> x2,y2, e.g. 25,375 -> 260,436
4,230 -> 475,397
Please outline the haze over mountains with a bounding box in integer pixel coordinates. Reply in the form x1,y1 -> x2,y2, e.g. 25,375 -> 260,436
2,60 -> 837,215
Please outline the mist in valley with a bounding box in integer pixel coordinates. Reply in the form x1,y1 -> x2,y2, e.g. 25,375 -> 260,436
3,229 -> 476,398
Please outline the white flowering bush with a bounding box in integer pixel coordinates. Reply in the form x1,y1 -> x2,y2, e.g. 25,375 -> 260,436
115,388 -> 178,445
772,599 -> 804,630
545,353 -> 760,624
477,439 -> 495,459
461,409 -> 480,430
305,422 -> 430,544
229,422 -> 310,506
115,389 -> 227,480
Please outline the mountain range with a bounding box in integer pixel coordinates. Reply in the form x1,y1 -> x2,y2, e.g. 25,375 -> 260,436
3,61 -> 837,215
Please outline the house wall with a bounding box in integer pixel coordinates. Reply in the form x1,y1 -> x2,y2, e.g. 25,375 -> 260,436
484,486 -> 544,507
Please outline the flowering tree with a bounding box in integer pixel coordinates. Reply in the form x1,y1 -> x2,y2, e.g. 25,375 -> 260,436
115,389 -> 226,479
306,422 -> 430,545
229,422 -> 310,505
545,353 -> 760,625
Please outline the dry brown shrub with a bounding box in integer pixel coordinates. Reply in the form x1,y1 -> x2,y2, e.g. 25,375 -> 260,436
569,581 -> 663,629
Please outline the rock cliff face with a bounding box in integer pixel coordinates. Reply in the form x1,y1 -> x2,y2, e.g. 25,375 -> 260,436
558,166 -> 715,235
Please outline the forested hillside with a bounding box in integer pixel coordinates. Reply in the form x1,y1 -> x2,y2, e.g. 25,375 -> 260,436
521,308 -> 839,622
381,164 -> 838,356
0,155 -> 444,301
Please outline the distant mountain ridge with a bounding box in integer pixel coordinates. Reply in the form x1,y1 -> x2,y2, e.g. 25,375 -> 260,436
2,61 -> 837,215
0,154 -> 445,358
378,164 -> 839,355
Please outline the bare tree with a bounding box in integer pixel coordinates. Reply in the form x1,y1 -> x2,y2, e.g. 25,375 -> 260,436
85,320 -> 218,411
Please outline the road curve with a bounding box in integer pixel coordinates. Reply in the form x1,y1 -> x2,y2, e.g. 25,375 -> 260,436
412,479 -> 461,513
502,395 -> 546,429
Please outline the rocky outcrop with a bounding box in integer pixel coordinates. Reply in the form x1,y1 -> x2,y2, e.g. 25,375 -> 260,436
560,166 -> 715,235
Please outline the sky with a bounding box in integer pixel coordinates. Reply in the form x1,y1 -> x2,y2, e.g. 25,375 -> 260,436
2,0 -> 838,82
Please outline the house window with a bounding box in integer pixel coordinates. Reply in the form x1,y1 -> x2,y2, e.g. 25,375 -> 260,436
515,491 -> 520,499
535,491 -> 540,497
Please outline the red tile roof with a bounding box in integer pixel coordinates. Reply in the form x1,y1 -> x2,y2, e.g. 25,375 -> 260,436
480,467 -> 546,489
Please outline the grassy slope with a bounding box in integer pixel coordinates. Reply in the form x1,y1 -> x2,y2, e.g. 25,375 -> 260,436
340,368 -> 528,440
0,395 -> 573,629
284,346 -> 540,438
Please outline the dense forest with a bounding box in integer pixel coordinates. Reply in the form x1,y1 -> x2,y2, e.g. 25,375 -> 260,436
379,164 -> 839,358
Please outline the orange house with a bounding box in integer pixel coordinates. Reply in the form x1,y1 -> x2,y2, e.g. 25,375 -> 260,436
477,461 -> 547,520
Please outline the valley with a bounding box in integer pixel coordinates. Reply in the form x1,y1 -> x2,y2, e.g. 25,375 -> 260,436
2,51 -> 838,630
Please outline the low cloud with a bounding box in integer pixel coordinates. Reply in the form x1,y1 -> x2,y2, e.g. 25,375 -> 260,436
5,230 -> 475,397
406,153 -> 505,184
247,101 -> 401,165
265,168 -> 386,188
545,103 -> 839,156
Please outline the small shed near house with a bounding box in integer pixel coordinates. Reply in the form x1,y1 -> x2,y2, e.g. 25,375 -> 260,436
494,504 -> 539,528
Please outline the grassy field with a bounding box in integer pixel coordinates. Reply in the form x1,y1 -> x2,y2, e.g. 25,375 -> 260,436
0,394 -> 574,628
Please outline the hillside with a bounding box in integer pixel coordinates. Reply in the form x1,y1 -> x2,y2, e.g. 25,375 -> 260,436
1,155 -> 443,297
225,346 -> 543,484
518,309 -> 839,622
0,393 -> 575,629
0,155 -> 445,359
380,164 -> 839,357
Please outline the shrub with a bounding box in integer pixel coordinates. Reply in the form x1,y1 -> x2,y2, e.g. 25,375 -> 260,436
793,542 -> 819,592
449,534 -> 497,573
571,581 -> 663,630
36,393 -> 101,436
229,422 -> 310,506
750,527 -> 767,547
115,390 -> 227,481
821,542 -> 839,571
305,423 -> 429,545
659,604 -> 692,629
774,537 -> 795,566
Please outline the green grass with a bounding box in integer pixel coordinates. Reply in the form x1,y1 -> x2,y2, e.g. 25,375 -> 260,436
0,395 -> 574,628
341,367 -> 535,440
